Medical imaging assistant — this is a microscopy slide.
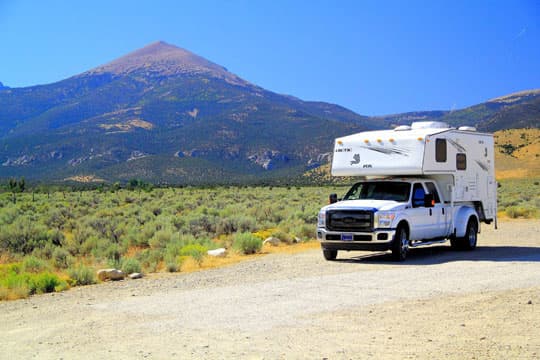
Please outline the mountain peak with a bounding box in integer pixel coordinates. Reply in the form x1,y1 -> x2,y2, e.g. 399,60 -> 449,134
88,41 -> 247,85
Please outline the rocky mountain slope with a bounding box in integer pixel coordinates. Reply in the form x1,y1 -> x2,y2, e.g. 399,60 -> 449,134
374,89 -> 540,131
0,42 -> 373,183
0,41 -> 538,184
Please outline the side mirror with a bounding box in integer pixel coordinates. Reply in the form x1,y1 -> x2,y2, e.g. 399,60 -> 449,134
329,193 -> 338,204
424,193 -> 435,208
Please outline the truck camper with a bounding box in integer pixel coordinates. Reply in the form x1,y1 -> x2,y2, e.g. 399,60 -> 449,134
317,121 -> 497,261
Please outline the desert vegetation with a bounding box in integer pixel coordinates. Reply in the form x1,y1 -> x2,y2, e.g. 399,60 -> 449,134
1,175 -> 538,300
0,183 -> 345,300
498,178 -> 540,219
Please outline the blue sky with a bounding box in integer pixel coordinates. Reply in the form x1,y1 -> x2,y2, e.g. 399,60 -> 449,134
0,0 -> 538,115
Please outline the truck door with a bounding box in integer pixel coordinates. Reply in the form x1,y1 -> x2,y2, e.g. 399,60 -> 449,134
425,182 -> 450,237
408,183 -> 435,240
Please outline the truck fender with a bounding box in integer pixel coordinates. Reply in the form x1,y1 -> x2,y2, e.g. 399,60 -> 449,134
396,214 -> 410,228
453,206 -> 478,238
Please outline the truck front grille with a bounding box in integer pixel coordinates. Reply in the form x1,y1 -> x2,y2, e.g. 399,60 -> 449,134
326,210 -> 374,232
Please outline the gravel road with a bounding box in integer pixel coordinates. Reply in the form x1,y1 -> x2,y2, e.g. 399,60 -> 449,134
1,220 -> 539,359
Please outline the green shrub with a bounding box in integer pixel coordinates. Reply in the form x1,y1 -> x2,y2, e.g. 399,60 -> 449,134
149,229 -> 173,249
52,247 -> 73,269
21,256 -> 49,273
290,224 -> 314,241
104,243 -> 122,263
216,215 -> 257,235
233,232 -> 262,254
0,284 -> 30,300
506,206 -> 537,219
0,217 -> 50,254
271,230 -> 293,244
1,270 -> 29,292
164,254 -> 182,272
29,272 -> 67,294
121,258 -> 142,274
68,265 -> 97,286
187,214 -> 217,236
136,249 -> 163,273
1,268 -> 67,296
0,265 -> 32,300
179,243 -> 207,265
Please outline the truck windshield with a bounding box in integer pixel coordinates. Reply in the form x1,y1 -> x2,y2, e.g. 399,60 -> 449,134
343,182 -> 411,202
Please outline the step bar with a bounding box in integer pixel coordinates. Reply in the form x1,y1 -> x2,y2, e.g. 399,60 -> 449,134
409,239 -> 448,248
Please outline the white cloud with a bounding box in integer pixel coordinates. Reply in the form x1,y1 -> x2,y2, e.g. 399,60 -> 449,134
515,27 -> 527,40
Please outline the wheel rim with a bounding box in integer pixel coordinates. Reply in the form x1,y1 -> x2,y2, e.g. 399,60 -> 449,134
468,224 -> 477,247
400,230 -> 408,256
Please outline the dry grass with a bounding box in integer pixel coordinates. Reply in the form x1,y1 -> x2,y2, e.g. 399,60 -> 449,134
494,128 -> 540,179
175,241 -> 320,274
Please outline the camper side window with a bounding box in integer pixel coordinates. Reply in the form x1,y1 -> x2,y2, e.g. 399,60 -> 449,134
436,139 -> 447,162
456,153 -> 467,170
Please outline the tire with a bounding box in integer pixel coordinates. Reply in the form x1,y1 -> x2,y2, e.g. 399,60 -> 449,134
461,218 -> 478,251
322,248 -> 338,261
451,218 -> 478,251
391,225 -> 409,261
450,236 -> 460,250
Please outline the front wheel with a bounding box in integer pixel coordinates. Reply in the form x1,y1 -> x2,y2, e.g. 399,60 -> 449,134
391,226 -> 409,261
322,248 -> 338,261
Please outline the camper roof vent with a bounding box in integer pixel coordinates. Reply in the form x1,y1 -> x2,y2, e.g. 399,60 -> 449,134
458,126 -> 477,131
411,121 -> 450,130
394,125 -> 412,131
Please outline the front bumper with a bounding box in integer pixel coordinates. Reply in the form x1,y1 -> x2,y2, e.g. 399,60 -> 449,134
317,228 -> 396,251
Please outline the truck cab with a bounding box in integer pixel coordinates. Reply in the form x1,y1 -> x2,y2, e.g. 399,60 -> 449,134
318,178 -> 466,261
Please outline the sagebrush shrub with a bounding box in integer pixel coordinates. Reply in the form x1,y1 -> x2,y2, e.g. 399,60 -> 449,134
67,265 -> 96,286
52,247 -> 73,269
179,244 -> 207,265
233,232 -> 262,254
121,258 -> 142,274
22,256 -> 49,273
29,272 -> 67,294
271,230 -> 293,244
149,229 -> 173,249
136,249 -> 163,273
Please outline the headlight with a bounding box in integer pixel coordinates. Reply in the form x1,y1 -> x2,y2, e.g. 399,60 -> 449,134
318,210 -> 326,228
376,213 -> 395,228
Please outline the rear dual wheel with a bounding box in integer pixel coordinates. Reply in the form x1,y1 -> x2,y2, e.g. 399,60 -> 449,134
451,218 -> 478,251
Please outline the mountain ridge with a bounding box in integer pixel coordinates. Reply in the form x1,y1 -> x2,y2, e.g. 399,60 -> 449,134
0,41 -> 538,184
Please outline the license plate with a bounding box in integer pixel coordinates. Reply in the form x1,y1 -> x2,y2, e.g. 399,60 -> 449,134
341,233 -> 354,241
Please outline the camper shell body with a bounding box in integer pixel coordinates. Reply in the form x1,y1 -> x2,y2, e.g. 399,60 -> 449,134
317,122 -> 497,261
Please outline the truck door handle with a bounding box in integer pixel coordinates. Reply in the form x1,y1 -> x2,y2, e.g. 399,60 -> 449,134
442,208 -> 445,215
429,209 -> 432,216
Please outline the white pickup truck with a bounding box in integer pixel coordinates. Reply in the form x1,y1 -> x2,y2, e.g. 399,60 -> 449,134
317,122 -> 497,261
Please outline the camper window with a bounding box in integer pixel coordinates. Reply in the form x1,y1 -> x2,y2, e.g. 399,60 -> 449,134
425,182 -> 441,203
412,183 -> 426,207
456,153 -> 467,170
435,139 -> 447,162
